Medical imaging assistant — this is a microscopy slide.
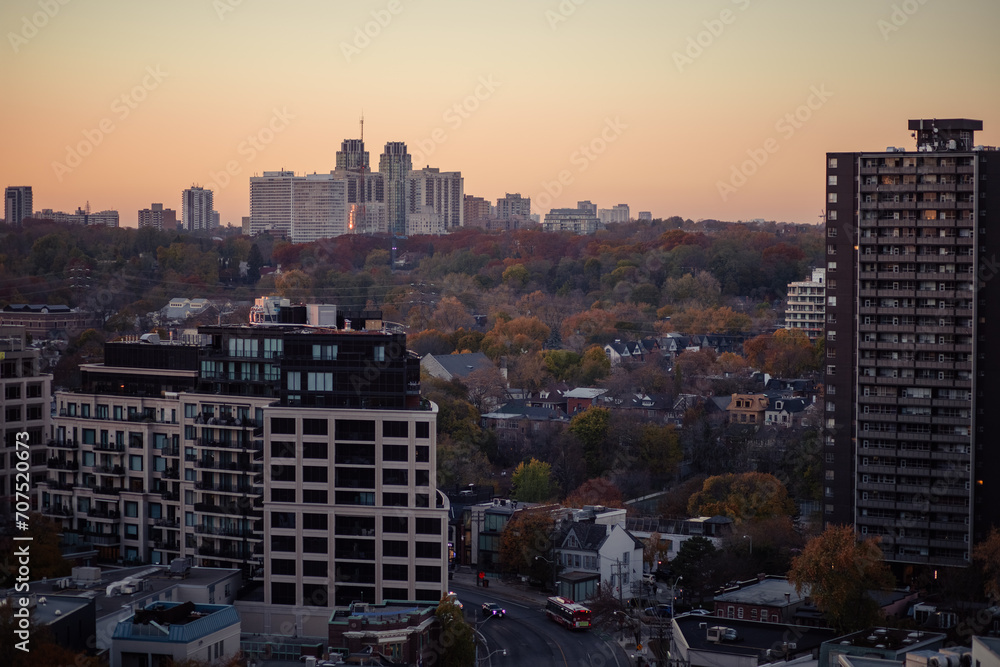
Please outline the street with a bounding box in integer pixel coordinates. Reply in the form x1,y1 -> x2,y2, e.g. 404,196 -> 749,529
450,580 -> 631,667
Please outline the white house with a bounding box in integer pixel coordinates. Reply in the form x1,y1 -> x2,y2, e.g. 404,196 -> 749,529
554,520 -> 644,602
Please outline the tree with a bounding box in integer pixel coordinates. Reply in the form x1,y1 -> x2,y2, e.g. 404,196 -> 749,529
434,598 -> 476,667
463,365 -> 509,413
569,407 -> 611,478
686,472 -> 795,523
510,458 -> 555,502
972,527 -> 1000,603
743,328 -> 817,377
499,507 -> 557,576
429,295 -> 475,333
564,478 -> 624,508
788,525 -> 895,632
643,531 -> 672,572
637,423 -> 683,480
246,243 -> 263,283
670,536 -> 721,604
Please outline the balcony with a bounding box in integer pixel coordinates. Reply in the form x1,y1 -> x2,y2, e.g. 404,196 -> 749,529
95,442 -> 125,452
93,486 -> 123,496
87,508 -> 121,520
47,458 -> 79,471
160,491 -> 180,501
47,439 -> 78,450
153,539 -> 181,551
96,465 -> 126,476
154,518 -> 180,528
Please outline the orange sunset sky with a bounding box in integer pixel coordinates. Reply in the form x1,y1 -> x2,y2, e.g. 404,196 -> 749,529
2,0 -> 999,228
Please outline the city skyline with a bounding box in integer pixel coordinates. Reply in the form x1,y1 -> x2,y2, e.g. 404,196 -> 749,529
2,0 -> 999,228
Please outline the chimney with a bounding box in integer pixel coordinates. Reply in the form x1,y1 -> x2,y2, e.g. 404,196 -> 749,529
785,593 -> 791,604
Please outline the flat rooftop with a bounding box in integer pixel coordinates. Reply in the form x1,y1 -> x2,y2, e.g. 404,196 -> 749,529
675,615 -> 840,660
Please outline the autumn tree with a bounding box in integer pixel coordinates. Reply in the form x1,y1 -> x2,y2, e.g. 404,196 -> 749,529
434,598 -> 476,667
643,531 -> 672,571
480,316 -> 550,360
429,296 -> 475,333
569,407 -> 611,478
789,525 -> 894,632
511,458 -> 555,502
686,472 -> 795,523
564,478 -> 624,508
743,328 -> 818,377
499,507 -> 558,576
972,527 -> 1000,603
579,345 -> 612,385
463,365 -> 509,413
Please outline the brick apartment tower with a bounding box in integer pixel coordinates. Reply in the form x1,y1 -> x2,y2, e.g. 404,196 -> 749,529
824,118 -> 1000,569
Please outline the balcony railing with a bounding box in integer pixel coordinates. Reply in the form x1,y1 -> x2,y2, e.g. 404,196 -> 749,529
47,439 -> 79,450
47,458 -> 79,471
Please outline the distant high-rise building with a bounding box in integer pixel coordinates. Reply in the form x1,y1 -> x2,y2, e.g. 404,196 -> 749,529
0,325 -> 51,505
784,268 -> 825,340
138,203 -> 177,231
638,211 -> 652,222
577,200 -> 597,216
598,204 -> 630,225
336,138 -> 369,172
409,167 -> 463,233
182,186 -> 214,231
497,193 -> 530,220
825,118 -> 1000,569
290,173 -> 349,243
380,142 -> 411,236
249,171 -> 295,237
5,186 -> 33,227
543,208 -> 599,234
464,195 -> 492,226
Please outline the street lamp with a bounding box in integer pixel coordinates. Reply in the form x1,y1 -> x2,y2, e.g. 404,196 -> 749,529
475,617 -> 507,667
670,576 -> 683,615
743,534 -> 752,556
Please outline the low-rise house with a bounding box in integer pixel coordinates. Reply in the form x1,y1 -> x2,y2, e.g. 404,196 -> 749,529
604,339 -> 646,365
328,600 -> 440,665
554,520 -> 644,602
726,393 -> 770,425
713,575 -> 810,624
765,396 -> 812,427
564,387 -> 608,415
420,352 -> 493,382
480,400 -> 569,448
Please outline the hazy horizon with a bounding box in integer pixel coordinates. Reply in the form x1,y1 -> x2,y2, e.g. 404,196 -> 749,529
3,0 -> 998,228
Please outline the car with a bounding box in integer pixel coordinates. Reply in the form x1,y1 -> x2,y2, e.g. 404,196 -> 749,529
482,602 -> 506,618
444,592 -> 463,609
643,604 -> 673,618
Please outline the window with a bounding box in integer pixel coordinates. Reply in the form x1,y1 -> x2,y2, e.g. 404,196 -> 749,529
303,442 -> 328,459
415,422 -> 430,439
303,537 -> 328,553
272,512 -> 296,529
125,501 -> 138,517
303,466 -> 328,483
828,175 -> 838,186
383,445 -> 408,462
828,227 -> 838,237
828,296 -> 837,306
415,542 -> 441,559
373,345 -> 386,362
303,419 -> 328,435
286,372 -> 301,391
270,582 -> 295,605
416,517 -> 441,535
384,564 -> 408,580
271,441 -> 295,458
384,516 -> 408,533
383,493 -> 408,506
271,418 -> 296,434
271,488 -> 295,503
125,524 -> 138,539
271,559 -> 296,576
384,540 -> 408,557
828,157 -> 838,168
271,535 -> 295,552
416,565 -> 441,582
129,455 -> 143,471
828,261 -> 837,271
828,192 -> 837,203
302,513 -> 328,530
307,372 -> 333,391
312,344 -> 337,360
303,560 -> 328,577
383,421 -> 409,438
303,489 -> 328,504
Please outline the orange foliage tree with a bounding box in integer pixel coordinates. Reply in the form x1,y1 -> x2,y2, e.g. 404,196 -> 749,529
686,472 -> 794,523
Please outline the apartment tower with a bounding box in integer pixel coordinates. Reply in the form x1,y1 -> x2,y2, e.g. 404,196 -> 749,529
824,118 -> 1000,569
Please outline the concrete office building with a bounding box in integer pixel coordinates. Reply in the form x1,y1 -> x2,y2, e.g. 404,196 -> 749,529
380,142 -> 411,236
409,167 -> 463,232
824,118 -> 1000,568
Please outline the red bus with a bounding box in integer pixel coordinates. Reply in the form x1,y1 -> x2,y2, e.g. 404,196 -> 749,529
545,596 -> 592,630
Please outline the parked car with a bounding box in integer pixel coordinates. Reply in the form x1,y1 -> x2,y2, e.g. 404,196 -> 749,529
643,604 -> 673,618
482,602 -> 506,618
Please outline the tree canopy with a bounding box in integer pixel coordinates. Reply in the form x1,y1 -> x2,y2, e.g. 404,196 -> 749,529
788,525 -> 895,632
686,472 -> 795,523
510,458 -> 555,502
